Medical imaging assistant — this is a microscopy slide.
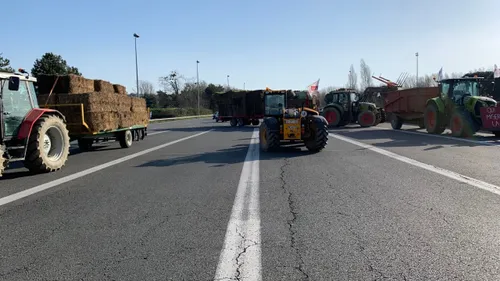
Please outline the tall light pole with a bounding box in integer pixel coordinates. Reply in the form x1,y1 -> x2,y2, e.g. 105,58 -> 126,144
196,60 -> 200,115
227,75 -> 230,88
134,33 -> 140,96
243,82 -> 245,90
415,52 -> 419,87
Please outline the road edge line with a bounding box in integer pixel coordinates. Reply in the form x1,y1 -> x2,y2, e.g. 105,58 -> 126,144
329,132 -> 500,196
0,130 -> 213,207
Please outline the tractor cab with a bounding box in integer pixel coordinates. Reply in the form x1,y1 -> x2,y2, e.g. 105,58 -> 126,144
0,70 -> 70,177
321,88 -> 380,128
438,78 -> 491,106
0,70 -> 39,142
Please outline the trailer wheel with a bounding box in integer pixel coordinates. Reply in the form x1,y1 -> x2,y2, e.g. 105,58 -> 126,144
390,115 -> 403,130
24,115 -> 70,173
493,132 -> 500,137
119,130 -> 133,148
78,139 -> 93,151
251,119 -> 260,126
259,118 -> 280,152
230,118 -> 237,127
237,118 -> 245,127
0,146 -> 7,177
358,111 -> 376,127
424,103 -> 445,134
305,116 -> 329,152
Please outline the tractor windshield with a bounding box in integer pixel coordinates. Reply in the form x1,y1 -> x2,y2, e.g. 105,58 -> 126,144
1,79 -> 34,137
264,94 -> 285,115
451,80 -> 480,100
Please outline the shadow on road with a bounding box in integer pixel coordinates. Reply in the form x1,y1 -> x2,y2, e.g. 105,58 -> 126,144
136,143 -> 309,169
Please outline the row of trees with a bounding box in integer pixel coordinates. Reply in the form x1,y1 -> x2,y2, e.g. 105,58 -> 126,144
0,52 -> 494,110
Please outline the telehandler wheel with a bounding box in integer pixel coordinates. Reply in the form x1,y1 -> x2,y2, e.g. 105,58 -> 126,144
259,118 -> 280,152
323,107 -> 341,127
358,111 -> 376,127
24,115 -> 70,173
119,130 -> 133,148
450,111 -> 476,137
424,103 -> 445,134
0,146 -> 7,177
305,116 -> 329,152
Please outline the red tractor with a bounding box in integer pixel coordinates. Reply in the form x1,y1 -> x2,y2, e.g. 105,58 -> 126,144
0,70 -> 70,177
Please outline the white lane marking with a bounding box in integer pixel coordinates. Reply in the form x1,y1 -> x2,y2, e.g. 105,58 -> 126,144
148,130 -> 170,136
214,128 -> 261,281
356,125 -> 500,147
329,132 -> 500,196
0,130 -> 213,207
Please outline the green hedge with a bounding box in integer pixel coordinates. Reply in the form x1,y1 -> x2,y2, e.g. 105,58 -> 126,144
150,107 -> 213,119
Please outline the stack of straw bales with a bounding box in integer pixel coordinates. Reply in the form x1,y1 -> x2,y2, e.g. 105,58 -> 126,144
37,74 -> 148,132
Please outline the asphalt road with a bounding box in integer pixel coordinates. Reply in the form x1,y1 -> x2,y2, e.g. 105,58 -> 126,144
2,118 -> 500,280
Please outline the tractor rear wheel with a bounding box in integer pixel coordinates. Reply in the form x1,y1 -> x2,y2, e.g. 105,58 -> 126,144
259,118 -> 280,152
323,107 -> 341,128
424,103 -> 445,134
0,145 -> 7,177
24,115 -> 70,173
305,116 -> 329,152
358,111 -> 376,127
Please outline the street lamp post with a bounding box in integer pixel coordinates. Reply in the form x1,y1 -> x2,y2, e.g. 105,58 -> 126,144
415,52 -> 419,87
243,82 -> 245,90
227,75 -> 230,88
134,33 -> 140,96
196,60 -> 200,116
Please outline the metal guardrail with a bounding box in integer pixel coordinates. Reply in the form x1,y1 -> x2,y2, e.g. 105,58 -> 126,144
149,114 -> 212,122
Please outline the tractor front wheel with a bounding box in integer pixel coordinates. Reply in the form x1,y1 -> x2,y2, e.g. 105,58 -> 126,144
305,116 -> 329,152
259,118 -> 280,152
24,115 -> 70,173
450,111 -> 476,137
323,107 -> 341,128
358,111 -> 376,127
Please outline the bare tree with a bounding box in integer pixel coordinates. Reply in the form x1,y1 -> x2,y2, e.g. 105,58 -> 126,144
347,64 -> 358,90
135,80 -> 155,95
359,59 -> 372,91
159,70 -> 185,95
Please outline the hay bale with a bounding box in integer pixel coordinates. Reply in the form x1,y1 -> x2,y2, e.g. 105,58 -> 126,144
94,80 -> 114,93
37,93 -> 149,132
130,97 -> 147,112
37,74 -> 94,94
113,84 -> 127,95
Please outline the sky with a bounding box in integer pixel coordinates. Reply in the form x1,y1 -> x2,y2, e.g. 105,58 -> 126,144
2,0 -> 500,92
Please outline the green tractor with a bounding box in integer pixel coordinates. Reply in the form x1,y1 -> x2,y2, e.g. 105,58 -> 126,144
259,88 -> 328,152
321,88 -> 381,128
424,77 -> 500,137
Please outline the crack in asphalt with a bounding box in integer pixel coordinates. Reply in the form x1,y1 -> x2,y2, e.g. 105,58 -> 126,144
280,158 -> 309,280
234,227 -> 258,281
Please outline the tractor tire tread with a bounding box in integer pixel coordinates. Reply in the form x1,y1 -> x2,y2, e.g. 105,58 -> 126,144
23,115 -> 70,173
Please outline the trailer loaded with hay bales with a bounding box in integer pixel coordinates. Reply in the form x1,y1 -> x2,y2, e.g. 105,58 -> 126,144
36,74 -> 150,151
214,90 -> 265,126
